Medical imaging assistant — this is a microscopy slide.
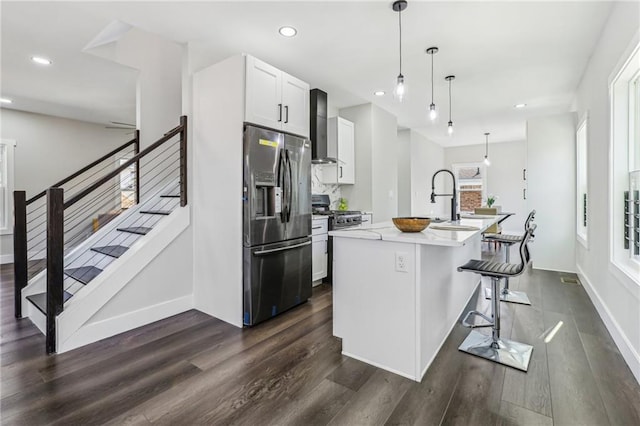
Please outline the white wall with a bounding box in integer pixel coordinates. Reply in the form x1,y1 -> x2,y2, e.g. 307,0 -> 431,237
397,130 -> 411,216
571,1 -> 640,383
526,113 -> 576,273
444,140 -> 527,233
340,104 -> 373,214
340,103 -> 398,222
371,105 -> 398,222
0,109 -> 131,261
410,131 -> 446,218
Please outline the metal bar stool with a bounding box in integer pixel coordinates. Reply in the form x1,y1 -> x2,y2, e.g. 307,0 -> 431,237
456,224 -> 536,371
482,210 -> 536,305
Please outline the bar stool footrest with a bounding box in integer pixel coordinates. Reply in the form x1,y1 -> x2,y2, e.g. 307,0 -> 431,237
461,310 -> 493,328
458,330 -> 533,371
484,287 -> 531,305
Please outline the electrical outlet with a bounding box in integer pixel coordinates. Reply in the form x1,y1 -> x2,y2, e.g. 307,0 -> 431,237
395,252 -> 409,273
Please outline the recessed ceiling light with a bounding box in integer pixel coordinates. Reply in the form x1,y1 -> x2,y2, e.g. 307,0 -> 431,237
514,103 -> 527,108
279,26 -> 297,37
374,91 -> 386,96
31,56 -> 52,65
0,98 -> 13,104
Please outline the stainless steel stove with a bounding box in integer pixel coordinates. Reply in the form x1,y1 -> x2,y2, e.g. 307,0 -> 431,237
312,195 -> 362,283
312,195 -> 362,229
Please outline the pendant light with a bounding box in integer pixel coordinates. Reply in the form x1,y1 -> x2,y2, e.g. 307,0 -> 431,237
484,132 -> 491,166
392,1 -> 408,102
426,47 -> 438,121
445,75 -> 455,134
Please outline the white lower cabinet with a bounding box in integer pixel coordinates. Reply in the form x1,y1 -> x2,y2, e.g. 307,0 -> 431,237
312,217 -> 328,284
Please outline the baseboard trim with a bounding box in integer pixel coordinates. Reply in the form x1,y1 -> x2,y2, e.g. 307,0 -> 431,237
57,295 -> 193,354
576,264 -> 640,385
0,254 -> 13,264
533,265 -> 577,274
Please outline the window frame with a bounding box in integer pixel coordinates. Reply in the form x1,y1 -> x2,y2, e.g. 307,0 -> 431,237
452,162 -> 487,214
0,139 -> 17,235
576,114 -> 589,249
608,37 -> 640,289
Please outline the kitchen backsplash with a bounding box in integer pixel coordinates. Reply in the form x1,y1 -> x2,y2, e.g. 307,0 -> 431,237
312,164 -> 342,209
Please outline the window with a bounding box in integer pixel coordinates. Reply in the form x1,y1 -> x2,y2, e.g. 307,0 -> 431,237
576,116 -> 588,247
119,158 -> 136,209
0,139 -> 16,235
453,163 -> 486,213
610,40 -> 640,285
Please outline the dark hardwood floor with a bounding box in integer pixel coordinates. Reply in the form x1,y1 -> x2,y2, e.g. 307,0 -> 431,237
2,246 -> 639,425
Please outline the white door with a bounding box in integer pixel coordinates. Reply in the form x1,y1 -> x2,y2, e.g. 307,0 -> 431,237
245,56 -> 283,130
282,72 -> 310,138
337,118 -> 355,184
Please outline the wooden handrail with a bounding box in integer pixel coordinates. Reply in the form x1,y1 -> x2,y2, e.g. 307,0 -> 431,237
64,119 -> 185,210
26,136 -> 139,206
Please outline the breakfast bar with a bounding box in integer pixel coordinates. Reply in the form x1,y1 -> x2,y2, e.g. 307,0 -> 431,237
329,217 -> 500,381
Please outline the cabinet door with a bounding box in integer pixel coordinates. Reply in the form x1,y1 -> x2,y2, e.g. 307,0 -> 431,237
282,72 -> 310,138
337,118 -> 355,184
245,56 -> 283,130
312,234 -> 328,282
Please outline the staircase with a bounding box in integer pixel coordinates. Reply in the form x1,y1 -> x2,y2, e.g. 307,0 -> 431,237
13,116 -> 189,354
24,183 -> 181,316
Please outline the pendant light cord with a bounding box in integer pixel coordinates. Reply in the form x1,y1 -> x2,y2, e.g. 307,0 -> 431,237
430,54 -> 434,103
448,79 -> 452,120
398,8 -> 402,75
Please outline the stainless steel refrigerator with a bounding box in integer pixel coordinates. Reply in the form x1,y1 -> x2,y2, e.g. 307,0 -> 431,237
243,124 -> 312,326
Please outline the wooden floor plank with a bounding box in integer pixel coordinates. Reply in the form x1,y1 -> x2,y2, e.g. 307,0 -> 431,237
543,310 -> 610,426
327,369 -> 413,426
579,331 -> 640,425
1,245 -> 635,426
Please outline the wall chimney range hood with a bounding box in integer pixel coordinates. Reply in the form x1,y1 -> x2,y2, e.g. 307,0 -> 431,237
310,89 -> 337,164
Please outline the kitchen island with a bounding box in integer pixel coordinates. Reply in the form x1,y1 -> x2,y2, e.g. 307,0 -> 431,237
329,217 -> 501,381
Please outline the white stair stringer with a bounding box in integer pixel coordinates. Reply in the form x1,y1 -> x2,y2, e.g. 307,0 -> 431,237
56,204 -> 191,353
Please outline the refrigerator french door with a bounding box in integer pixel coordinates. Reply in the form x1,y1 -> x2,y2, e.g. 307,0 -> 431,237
243,124 -> 312,326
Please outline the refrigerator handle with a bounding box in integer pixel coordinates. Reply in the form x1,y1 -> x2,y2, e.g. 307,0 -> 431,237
254,240 -> 311,255
286,150 -> 293,222
278,148 -> 287,222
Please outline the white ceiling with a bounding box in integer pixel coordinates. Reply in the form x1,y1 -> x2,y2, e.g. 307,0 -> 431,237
1,1 -> 613,147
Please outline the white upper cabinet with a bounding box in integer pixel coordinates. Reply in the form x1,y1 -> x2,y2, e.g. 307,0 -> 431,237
282,73 -> 310,137
245,55 -> 309,138
323,117 -> 355,185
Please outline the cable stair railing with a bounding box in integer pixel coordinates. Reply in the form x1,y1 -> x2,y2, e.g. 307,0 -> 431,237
13,116 -> 187,354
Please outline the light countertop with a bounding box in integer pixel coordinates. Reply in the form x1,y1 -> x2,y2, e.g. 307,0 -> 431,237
328,217 -> 500,247
312,215 -> 329,220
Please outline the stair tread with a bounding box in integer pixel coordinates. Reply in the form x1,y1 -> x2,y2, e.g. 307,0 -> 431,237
27,291 -> 73,315
90,245 -> 129,258
117,226 -> 152,235
64,265 -> 103,285
160,194 -> 180,198
140,210 -> 172,215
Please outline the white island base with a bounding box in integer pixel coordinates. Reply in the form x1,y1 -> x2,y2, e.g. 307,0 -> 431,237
331,219 -> 496,382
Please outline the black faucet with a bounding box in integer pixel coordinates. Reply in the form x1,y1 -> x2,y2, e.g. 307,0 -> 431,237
430,169 -> 458,221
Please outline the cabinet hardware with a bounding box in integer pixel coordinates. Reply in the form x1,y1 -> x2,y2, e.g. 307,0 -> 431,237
278,104 -> 282,122
339,166 -> 343,179
583,193 -> 587,227
523,168 -> 527,181
284,106 -> 289,123
312,226 -> 322,230
523,188 -> 526,200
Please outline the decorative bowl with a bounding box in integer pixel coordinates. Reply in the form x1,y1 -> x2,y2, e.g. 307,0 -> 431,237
392,217 -> 431,233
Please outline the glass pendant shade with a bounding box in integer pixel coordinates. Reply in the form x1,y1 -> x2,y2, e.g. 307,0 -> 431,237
429,103 -> 438,121
395,74 -> 405,102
